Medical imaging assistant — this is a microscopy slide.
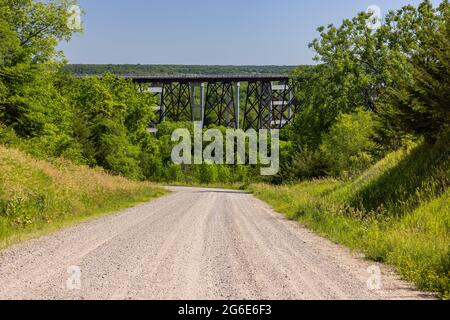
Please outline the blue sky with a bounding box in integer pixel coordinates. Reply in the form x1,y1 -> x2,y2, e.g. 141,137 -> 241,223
59,0 -> 443,65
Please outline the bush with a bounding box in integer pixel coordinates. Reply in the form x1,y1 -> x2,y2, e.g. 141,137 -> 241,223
284,147 -> 327,180
0,123 -> 20,146
165,164 -> 184,182
96,122 -> 143,180
199,164 -> 218,184
320,109 -> 377,177
234,165 -> 250,183
217,165 -> 233,184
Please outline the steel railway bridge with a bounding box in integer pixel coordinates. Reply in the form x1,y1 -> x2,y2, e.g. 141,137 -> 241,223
127,74 -> 297,130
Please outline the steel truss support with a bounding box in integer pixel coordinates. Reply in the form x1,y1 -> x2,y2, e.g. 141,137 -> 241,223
138,78 -> 297,130
243,81 -> 272,131
160,82 -> 193,122
269,81 -> 294,130
203,82 -> 238,128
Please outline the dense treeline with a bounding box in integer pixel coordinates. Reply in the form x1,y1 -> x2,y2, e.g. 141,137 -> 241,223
64,64 -> 296,76
1,0 -> 449,184
0,0 -> 257,183
1,0 -> 448,185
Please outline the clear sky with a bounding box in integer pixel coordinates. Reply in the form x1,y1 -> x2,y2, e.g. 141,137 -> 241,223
59,0 -> 443,65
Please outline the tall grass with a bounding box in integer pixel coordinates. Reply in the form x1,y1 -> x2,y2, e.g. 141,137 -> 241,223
250,141 -> 450,299
0,145 -> 167,249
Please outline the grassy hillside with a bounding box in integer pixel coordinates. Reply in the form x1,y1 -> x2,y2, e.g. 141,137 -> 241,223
250,141 -> 450,299
0,145 -> 167,249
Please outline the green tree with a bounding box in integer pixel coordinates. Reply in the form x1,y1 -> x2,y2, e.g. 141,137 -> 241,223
0,0 -> 79,134
292,1 -> 447,149
380,1 -> 450,143
286,1 -> 448,180
290,65 -> 345,149
66,74 -> 156,179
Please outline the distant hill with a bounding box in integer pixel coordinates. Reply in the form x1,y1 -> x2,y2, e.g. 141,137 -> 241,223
63,64 -> 298,76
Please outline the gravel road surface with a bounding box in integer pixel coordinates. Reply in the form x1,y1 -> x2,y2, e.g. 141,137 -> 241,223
0,187 -> 432,300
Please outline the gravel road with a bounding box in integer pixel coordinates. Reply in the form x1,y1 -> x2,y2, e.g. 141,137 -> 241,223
0,187 -> 432,300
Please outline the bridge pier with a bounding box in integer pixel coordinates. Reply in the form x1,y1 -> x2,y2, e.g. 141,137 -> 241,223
199,83 -> 205,127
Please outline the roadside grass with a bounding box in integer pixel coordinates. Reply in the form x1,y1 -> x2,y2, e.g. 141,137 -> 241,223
0,145 -> 168,250
249,141 -> 450,299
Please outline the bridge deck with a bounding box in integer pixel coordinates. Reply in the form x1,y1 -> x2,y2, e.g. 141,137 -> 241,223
123,74 -> 289,83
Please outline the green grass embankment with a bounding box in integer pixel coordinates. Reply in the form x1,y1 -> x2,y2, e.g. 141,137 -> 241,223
250,142 -> 450,299
0,145 -> 167,249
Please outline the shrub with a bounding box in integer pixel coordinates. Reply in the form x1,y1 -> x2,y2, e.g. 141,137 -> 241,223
199,164 -> 218,184
285,147 -> 327,180
165,164 -> 184,182
0,123 -> 20,146
320,108 -> 376,177
217,165 -> 233,184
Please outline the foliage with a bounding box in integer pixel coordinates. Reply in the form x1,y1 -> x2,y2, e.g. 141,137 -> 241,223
306,0 -> 447,117
290,64 -> 345,149
380,2 -> 450,142
0,0 -> 448,299
278,109 -> 377,181
0,0 -> 79,135
287,0 -> 449,180
64,74 -> 157,179
320,108 -> 376,177
198,164 -> 219,184
277,147 -> 326,182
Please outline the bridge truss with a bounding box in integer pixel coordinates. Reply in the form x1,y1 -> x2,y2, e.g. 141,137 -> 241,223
133,75 -> 296,130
